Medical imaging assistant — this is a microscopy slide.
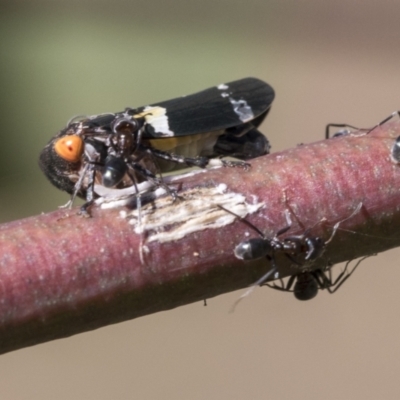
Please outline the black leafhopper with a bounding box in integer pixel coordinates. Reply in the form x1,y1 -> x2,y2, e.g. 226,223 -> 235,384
39,77 -> 275,210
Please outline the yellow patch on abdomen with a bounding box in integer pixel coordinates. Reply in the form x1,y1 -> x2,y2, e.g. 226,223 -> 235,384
149,131 -> 222,157
147,131 -> 223,172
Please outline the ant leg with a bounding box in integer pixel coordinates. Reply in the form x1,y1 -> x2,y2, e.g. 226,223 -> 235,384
278,189 -> 330,240
78,164 -> 97,217
263,274 -> 296,292
59,163 -> 91,209
367,111 -> 400,135
144,144 -> 249,169
325,256 -> 368,294
230,255 -> 278,312
312,269 -> 331,289
246,253 -> 279,290
127,171 -> 147,265
217,205 -> 265,237
135,127 -> 143,149
313,262 -> 350,291
281,189 -> 315,234
325,124 -> 363,139
277,209 -> 293,236
284,275 -> 297,291
282,250 -> 304,266
131,163 -> 178,201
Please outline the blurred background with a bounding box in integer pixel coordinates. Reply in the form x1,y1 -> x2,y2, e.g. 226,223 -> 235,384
1,0 -> 400,398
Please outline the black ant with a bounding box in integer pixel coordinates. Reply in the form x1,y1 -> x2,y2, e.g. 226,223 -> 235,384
326,111 -> 400,139
325,124 -> 366,139
221,203 -> 362,308
263,257 -> 369,301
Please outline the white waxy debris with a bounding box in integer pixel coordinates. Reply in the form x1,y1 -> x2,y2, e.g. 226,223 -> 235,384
122,186 -> 264,243
215,183 -> 227,193
217,84 -> 229,90
164,168 -> 208,182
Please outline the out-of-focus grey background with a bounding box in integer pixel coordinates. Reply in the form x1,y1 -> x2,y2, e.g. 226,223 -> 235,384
1,1 -> 400,399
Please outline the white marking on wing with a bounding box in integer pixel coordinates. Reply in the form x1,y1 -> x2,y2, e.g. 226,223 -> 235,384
143,106 -> 174,136
229,98 -> 254,122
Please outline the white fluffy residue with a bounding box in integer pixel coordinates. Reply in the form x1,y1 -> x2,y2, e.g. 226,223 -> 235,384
164,169 -> 208,182
217,84 -> 229,90
216,183 -> 227,193
122,186 -> 264,243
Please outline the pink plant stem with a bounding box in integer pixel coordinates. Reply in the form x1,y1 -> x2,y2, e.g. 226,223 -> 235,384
1,122 -> 400,354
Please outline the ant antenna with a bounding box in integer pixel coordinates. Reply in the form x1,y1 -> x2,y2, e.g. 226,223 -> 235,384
325,202 -> 363,245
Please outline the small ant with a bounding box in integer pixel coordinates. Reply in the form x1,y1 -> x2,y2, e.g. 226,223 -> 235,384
360,112 -> 400,166
326,111 -> 400,139
222,203 -> 362,308
326,112 -> 400,169
325,124 -> 366,139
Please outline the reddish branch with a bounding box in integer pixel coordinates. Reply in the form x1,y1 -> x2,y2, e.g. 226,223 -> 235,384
1,122 -> 400,354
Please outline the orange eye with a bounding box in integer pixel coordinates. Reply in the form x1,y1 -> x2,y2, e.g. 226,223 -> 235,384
54,135 -> 84,162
